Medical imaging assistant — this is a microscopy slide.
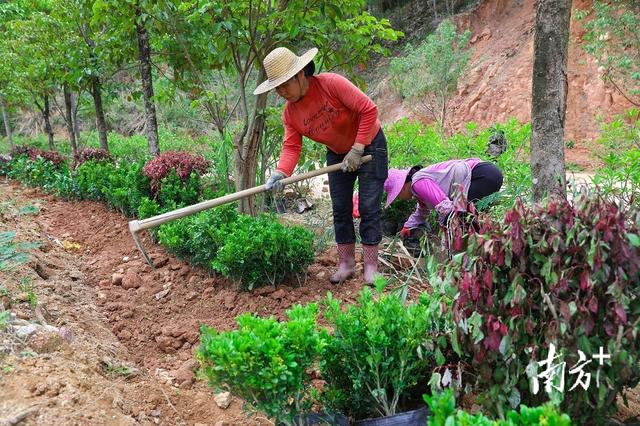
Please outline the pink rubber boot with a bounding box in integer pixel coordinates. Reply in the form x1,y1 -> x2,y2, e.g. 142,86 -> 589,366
362,244 -> 380,285
330,243 -> 356,284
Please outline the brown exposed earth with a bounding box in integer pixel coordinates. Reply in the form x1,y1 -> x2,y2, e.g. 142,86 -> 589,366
374,0 -> 634,171
0,180 -> 372,425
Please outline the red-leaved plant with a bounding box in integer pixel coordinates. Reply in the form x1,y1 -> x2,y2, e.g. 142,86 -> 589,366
12,146 -> 66,167
142,151 -> 209,193
143,151 -> 209,181
443,194 -> 640,422
75,148 -> 111,165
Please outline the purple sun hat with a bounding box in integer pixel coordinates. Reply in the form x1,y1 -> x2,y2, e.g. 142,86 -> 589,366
384,168 -> 411,208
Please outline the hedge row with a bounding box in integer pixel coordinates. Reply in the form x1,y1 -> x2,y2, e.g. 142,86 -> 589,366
2,150 -> 314,289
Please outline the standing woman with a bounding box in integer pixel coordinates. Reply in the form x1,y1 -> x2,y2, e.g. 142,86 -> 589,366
254,47 -> 388,284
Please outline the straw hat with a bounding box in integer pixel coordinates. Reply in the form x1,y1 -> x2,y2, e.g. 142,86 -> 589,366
253,47 -> 318,95
384,168 -> 411,208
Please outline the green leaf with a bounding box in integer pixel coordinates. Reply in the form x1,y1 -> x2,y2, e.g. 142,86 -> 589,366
435,347 -> 446,366
628,233 -> 640,247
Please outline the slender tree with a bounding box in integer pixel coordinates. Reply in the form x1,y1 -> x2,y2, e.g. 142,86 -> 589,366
390,19 -> 471,135
63,83 -> 79,158
578,0 -> 639,106
0,94 -> 14,151
530,0 -> 571,201
93,0 -> 161,156
135,6 -> 160,156
4,3 -> 60,151
35,94 -> 55,150
89,75 -> 109,150
53,0 -> 130,152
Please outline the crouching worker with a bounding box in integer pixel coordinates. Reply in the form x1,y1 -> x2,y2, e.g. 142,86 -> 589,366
254,46 -> 388,285
383,159 -> 503,249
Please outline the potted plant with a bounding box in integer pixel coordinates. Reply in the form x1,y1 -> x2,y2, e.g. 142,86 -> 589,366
320,282 -> 453,425
197,303 -> 346,426
425,390 -> 572,425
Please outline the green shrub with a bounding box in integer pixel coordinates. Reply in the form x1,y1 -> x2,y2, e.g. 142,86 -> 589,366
425,390 -> 572,425
212,214 -> 314,290
380,194 -> 421,236
8,156 -> 61,188
92,132 -> 152,162
592,109 -> 640,214
137,197 -> 163,220
156,170 -> 201,210
102,161 -> 150,217
390,19 -> 471,132
321,285 -> 453,420
7,154 -> 77,200
75,160 -> 114,201
444,194 -> 640,422
42,167 -> 79,200
593,150 -> 640,214
198,304 -> 327,426
157,204 -> 238,265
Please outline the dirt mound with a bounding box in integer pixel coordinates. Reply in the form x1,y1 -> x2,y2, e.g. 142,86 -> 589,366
0,181 -> 367,425
374,0 -> 634,170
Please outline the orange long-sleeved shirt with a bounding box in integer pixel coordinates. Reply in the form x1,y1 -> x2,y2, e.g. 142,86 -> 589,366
276,73 -> 381,176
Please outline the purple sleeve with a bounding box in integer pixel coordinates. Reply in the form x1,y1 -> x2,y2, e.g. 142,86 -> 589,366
405,177 -> 461,227
412,178 -> 447,208
403,179 -> 448,228
404,201 -> 430,229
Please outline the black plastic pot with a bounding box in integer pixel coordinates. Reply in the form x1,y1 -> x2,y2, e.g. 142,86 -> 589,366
354,406 -> 430,426
281,412 -> 350,426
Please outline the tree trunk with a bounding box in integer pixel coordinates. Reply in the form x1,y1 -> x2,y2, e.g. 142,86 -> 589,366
43,94 -> 55,151
234,68 -> 268,215
72,92 -> 81,149
91,77 -> 109,151
530,0 -> 571,202
0,94 -> 14,152
63,84 -> 79,158
135,7 -> 160,157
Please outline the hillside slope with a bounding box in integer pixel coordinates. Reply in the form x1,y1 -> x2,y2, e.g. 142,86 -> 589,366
374,0 -> 635,169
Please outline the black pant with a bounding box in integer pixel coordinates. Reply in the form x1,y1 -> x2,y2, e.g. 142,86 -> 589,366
327,129 -> 388,245
468,162 -> 503,204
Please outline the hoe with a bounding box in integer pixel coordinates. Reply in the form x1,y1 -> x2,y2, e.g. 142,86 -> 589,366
129,155 -> 373,267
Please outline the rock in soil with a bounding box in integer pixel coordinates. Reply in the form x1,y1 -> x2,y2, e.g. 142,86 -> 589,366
271,289 -> 286,300
172,368 -> 194,387
223,293 -> 236,310
214,392 -> 232,409
181,359 -> 199,372
34,262 -> 53,280
152,255 -> 169,268
16,293 -> 30,303
28,331 -> 67,353
122,271 -> 142,290
154,289 -> 170,300
111,273 -> 123,286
